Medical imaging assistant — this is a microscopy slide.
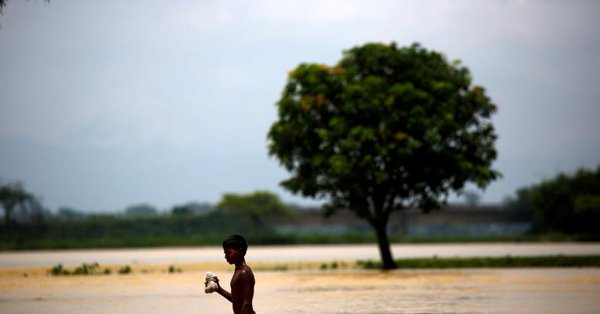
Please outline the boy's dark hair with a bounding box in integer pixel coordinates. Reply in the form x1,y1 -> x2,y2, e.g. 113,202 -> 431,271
222,234 -> 248,254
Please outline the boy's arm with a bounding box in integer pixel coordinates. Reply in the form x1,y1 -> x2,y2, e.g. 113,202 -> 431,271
215,278 -> 232,302
240,269 -> 255,314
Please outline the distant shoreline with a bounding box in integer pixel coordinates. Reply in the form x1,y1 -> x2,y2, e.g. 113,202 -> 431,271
2,242 -> 600,269
1,254 -> 599,279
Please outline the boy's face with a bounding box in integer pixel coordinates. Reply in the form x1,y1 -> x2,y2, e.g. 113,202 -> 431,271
223,247 -> 243,264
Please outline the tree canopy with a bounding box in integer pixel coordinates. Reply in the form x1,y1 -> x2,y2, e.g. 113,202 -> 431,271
124,203 -> 158,217
216,191 -> 294,226
268,42 -> 500,268
505,166 -> 600,235
0,181 -> 35,225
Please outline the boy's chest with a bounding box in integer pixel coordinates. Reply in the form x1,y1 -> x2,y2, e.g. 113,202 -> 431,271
230,271 -> 242,290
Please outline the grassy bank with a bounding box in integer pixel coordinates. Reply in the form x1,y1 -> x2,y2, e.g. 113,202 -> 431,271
357,255 -> 600,269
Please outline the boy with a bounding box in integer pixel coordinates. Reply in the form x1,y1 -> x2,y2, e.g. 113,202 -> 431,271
210,235 -> 256,314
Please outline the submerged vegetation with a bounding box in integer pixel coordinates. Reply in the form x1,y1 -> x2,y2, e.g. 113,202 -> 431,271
49,263 -> 110,276
47,263 -> 184,276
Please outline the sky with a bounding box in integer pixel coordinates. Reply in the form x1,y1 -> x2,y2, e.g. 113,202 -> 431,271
1,0 -> 599,213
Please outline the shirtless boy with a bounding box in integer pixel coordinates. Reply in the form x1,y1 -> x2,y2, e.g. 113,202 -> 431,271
211,235 -> 256,314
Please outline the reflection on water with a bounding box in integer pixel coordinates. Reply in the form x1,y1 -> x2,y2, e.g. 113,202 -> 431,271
1,268 -> 599,314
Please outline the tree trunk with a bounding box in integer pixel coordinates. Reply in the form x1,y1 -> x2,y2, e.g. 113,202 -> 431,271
374,220 -> 397,270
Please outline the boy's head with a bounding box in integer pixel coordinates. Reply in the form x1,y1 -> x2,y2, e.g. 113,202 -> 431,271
222,234 -> 248,256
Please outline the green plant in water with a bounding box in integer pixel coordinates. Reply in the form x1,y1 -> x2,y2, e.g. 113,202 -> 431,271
49,264 -> 69,276
118,265 -> 132,274
168,265 -> 182,273
73,262 -> 100,275
49,263 -> 103,276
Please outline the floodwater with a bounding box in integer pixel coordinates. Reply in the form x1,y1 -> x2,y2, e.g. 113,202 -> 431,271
2,242 -> 600,267
1,268 -> 599,314
1,244 -> 599,314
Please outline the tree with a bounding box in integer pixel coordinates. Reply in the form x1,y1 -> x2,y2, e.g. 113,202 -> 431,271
529,166 -> 600,234
171,202 -> 214,217
13,197 -> 46,223
216,191 -> 294,226
171,205 -> 193,217
0,181 -> 35,225
124,203 -> 158,217
268,42 -> 500,269
56,207 -> 85,220
503,187 -> 538,227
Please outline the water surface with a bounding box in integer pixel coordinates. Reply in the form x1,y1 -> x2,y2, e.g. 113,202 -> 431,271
1,244 -> 599,313
2,243 -> 599,267
1,268 -> 598,314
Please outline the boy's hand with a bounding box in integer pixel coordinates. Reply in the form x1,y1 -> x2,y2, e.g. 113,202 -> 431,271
204,272 -> 220,294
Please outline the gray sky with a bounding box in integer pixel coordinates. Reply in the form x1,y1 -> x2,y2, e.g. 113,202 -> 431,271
1,0 -> 599,212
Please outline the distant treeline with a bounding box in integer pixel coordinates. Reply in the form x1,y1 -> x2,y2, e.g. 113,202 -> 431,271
1,211 -> 278,250
0,210 -> 578,251
2,166 -> 600,250
0,209 -> 391,250
0,191 -> 323,249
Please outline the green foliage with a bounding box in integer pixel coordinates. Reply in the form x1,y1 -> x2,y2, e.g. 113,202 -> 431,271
56,207 -> 85,220
118,265 -> 132,274
504,166 -> 600,235
268,42 -> 500,268
0,219 -> 587,250
171,206 -> 192,216
48,263 -> 132,276
503,187 -> 537,224
73,262 -> 100,275
124,204 -> 158,217
168,265 -> 182,273
49,264 -> 68,276
49,262 -> 103,276
171,202 -> 213,217
0,209 -> 283,250
319,261 -> 345,270
216,191 -> 295,227
0,180 -> 35,225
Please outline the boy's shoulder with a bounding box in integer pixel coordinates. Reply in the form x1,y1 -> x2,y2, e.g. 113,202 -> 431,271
238,265 -> 255,280
234,265 -> 254,275
241,265 -> 254,274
